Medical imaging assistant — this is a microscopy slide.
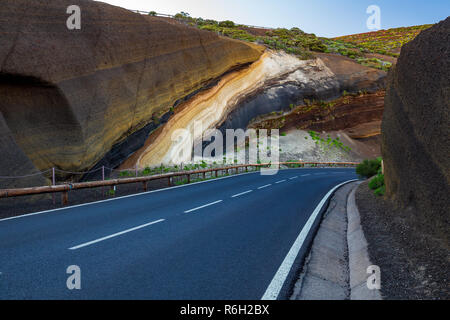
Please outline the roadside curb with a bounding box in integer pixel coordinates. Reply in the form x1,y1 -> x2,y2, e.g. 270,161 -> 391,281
347,183 -> 382,300
289,180 -> 357,300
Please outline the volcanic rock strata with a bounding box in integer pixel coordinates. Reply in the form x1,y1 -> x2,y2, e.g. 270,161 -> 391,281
0,0 -> 263,187
133,51 -> 386,167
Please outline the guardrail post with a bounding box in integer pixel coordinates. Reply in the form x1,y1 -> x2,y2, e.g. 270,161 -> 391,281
52,167 -> 55,205
168,177 -> 172,187
187,174 -> 190,184
142,181 -> 148,192
61,190 -> 68,206
102,166 -> 105,197
215,170 -> 218,177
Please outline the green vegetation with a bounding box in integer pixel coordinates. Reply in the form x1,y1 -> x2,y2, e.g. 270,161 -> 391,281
173,13 -> 330,60
369,173 -> 385,196
356,158 -> 382,179
333,25 -> 432,56
356,57 -> 392,72
152,11 -> 432,71
308,131 -> 351,153
357,157 -> 385,196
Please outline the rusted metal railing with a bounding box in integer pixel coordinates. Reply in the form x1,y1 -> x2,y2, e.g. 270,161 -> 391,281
0,162 -> 357,205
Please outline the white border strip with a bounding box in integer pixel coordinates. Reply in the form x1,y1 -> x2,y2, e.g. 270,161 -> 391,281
261,179 -> 358,300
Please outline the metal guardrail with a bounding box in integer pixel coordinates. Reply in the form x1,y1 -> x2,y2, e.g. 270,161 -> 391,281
0,162 -> 357,205
131,10 -> 272,30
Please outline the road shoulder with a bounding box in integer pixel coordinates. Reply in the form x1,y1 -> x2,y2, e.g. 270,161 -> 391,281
291,181 -> 382,300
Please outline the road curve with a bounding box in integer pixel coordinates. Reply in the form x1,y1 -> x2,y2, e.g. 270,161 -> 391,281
0,168 -> 357,299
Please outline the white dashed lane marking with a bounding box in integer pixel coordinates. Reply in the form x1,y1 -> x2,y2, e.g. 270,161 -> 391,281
69,219 -> 165,250
185,200 -> 223,213
232,190 -> 253,198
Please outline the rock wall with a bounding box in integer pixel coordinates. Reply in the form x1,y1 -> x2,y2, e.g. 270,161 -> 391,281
382,17 -> 449,238
249,91 -> 385,135
131,50 -> 386,167
0,0 -> 263,187
135,51 -> 338,166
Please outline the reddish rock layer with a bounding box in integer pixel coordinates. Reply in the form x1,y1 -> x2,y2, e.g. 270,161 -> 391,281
249,91 -> 385,136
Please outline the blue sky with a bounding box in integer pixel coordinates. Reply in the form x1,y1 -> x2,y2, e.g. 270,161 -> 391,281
99,0 -> 449,37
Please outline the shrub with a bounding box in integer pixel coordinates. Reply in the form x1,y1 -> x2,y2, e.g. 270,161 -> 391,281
356,158 -> 382,179
369,174 -> 385,196
219,20 -> 235,28
369,173 -> 384,190
148,11 -> 157,16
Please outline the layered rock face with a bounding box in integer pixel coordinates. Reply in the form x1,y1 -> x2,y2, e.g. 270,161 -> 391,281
0,0 -> 263,187
132,50 -> 386,167
136,51 -> 337,166
382,18 -> 449,238
249,91 -> 385,135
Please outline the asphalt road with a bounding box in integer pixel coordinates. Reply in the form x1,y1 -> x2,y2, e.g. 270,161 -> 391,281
0,168 -> 357,300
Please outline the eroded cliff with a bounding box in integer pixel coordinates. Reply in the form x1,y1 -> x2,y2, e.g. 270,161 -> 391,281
0,0 -> 264,187
129,51 -> 386,167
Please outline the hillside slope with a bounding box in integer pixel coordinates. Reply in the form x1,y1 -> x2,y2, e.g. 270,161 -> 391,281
333,24 -> 433,55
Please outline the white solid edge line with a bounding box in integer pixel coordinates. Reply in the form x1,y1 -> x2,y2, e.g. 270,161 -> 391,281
184,200 -> 223,213
258,184 -> 272,190
69,219 -> 165,250
261,179 -> 358,300
231,190 -> 253,198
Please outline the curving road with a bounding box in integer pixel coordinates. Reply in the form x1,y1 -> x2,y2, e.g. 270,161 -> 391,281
0,168 -> 357,300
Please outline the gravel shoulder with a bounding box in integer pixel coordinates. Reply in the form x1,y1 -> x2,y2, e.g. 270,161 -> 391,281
355,181 -> 450,300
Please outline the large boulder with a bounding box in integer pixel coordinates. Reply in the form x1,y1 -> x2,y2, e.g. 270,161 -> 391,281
381,18 -> 449,238
0,0 -> 263,187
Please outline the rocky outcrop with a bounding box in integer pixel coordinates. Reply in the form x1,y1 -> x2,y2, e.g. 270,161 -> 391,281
128,51 -> 386,167
136,51 -> 337,166
249,91 -> 385,135
382,18 -> 449,239
0,0 -> 263,187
